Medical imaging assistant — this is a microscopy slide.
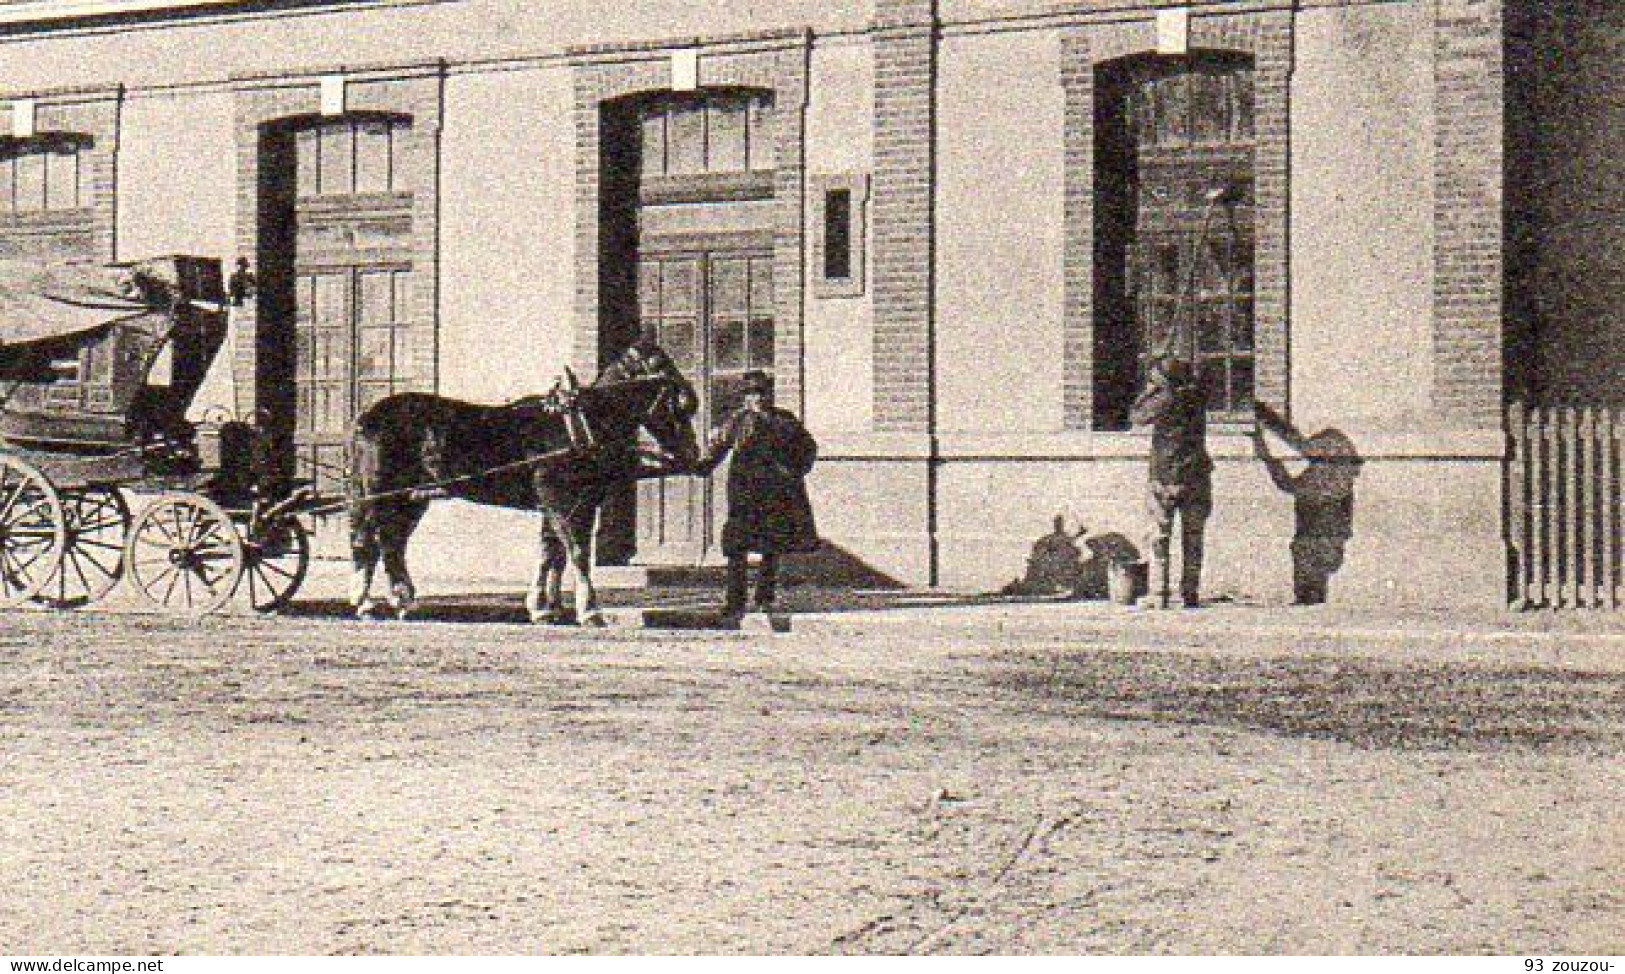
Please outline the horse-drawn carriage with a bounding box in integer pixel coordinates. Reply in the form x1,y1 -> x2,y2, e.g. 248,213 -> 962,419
0,256 -> 319,614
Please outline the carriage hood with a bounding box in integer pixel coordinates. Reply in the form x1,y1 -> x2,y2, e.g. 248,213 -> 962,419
0,259 -> 159,354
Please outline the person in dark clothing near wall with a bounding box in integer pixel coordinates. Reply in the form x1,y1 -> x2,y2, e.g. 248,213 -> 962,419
694,370 -> 820,623
1130,356 -> 1213,609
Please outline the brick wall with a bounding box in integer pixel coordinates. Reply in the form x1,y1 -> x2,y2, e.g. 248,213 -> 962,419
230,68 -> 444,421
1433,0 -> 1504,427
1059,10 -> 1293,429
870,0 -> 936,433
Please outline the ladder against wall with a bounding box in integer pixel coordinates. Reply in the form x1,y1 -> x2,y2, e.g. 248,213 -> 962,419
1507,403 -> 1624,610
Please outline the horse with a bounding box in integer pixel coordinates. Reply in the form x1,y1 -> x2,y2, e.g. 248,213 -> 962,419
347,343 -> 700,623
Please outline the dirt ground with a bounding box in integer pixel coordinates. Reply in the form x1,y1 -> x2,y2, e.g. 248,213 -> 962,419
0,607 -> 1621,955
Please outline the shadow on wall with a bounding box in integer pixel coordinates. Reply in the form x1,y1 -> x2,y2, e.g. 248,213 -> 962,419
1002,515 -> 1142,601
1252,403 -> 1364,606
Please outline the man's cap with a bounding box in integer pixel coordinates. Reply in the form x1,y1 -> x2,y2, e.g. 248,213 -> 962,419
741,370 -> 773,395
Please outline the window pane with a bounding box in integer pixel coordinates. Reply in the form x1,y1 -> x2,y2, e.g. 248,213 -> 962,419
357,381 -> 392,413
319,122 -> 354,196
358,270 -> 394,325
709,258 -> 746,316
824,189 -> 852,279
640,108 -> 666,178
638,260 -> 661,315
314,383 -> 345,433
1197,301 -> 1228,353
296,386 -> 314,432
1190,72 -> 1228,143
712,317 -> 746,372
661,260 -> 698,315
747,318 -> 775,370
748,258 -> 773,311
1233,71 -> 1255,139
1229,357 -> 1254,411
707,97 -> 747,172
45,146 -> 78,210
315,330 -> 345,380
388,121 -> 412,192
658,316 -> 698,375
392,271 -> 413,325
668,103 -> 705,175
354,120 -> 391,194
294,329 -> 314,378
746,94 -> 775,170
1233,299 -> 1255,351
14,152 -> 44,211
394,327 -> 427,380
296,127 -> 320,197
357,326 -> 392,379
313,274 -> 347,328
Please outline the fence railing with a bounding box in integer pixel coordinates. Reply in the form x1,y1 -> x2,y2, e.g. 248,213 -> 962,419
1506,403 -> 1623,610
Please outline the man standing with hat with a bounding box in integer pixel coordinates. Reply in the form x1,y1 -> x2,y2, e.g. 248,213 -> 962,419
694,369 -> 820,623
1131,356 -> 1213,609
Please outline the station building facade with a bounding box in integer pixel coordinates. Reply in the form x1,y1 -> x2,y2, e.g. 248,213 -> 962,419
0,0 -> 1616,606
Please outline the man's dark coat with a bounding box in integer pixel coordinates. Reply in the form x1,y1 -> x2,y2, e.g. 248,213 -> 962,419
701,405 -> 820,557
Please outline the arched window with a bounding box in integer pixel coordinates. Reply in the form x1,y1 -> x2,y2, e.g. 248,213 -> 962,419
1094,52 -> 1256,426
0,133 -> 91,214
293,115 -> 412,198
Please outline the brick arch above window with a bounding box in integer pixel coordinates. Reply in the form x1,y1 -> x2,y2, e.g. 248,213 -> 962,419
1060,12 -> 1292,430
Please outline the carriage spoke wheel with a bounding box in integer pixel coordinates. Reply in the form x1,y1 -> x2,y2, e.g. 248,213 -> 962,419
123,494 -> 244,615
0,456 -> 66,609
239,515 -> 310,613
36,485 -> 130,609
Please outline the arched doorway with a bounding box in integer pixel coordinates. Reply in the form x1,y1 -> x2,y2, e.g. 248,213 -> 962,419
600,88 -> 778,565
255,113 -> 425,499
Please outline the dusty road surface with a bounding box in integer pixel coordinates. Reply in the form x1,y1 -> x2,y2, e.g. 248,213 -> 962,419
1,607 -> 1621,954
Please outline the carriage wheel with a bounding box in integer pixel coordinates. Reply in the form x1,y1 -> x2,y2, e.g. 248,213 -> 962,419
123,494 -> 244,615
239,514 -> 310,613
36,486 -> 130,609
0,456 -> 66,609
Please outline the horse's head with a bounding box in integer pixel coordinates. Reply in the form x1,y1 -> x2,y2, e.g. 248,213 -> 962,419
595,340 -> 701,471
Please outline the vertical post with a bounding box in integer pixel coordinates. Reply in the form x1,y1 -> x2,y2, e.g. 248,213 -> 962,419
1538,407 -> 1554,608
1610,409 -> 1622,610
1507,401 -> 1528,609
1562,406 -> 1580,608
1578,407 -> 1596,608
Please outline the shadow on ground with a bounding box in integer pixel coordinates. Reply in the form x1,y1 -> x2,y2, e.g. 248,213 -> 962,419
986,648 -> 1625,752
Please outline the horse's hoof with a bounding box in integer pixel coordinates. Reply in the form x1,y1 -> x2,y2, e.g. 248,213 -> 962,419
355,601 -> 384,621
578,611 -> 608,629
528,609 -> 564,625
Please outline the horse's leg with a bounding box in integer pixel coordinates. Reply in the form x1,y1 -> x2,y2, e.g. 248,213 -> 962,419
380,501 -> 428,620
563,502 -> 604,627
526,523 -> 568,624
349,501 -> 382,618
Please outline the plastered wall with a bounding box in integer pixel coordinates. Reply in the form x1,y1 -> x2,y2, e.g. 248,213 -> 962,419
1290,1 -> 1435,434
803,39 -> 876,436
936,28 -> 1067,435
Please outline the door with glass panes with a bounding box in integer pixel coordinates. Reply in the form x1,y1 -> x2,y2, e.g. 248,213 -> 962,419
292,265 -> 423,496
635,249 -> 774,563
